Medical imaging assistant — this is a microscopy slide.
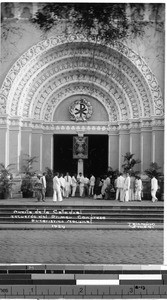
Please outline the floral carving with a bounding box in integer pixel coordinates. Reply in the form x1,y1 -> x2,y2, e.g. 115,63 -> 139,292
0,34 -> 164,122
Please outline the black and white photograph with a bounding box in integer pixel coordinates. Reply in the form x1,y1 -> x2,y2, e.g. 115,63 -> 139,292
0,1 -> 166,297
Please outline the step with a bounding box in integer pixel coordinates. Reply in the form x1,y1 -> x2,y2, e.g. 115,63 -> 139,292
0,205 -> 163,228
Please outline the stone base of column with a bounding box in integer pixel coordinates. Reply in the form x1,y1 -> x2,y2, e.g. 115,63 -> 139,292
77,159 -> 84,174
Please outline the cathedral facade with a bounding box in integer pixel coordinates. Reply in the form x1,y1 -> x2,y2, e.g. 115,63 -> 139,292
0,3 -> 164,175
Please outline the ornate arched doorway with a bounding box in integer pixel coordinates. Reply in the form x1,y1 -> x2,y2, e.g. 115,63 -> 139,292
0,34 -> 164,173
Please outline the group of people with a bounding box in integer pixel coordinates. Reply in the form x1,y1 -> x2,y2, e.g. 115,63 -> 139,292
52,172 -> 96,202
115,172 -> 159,203
34,171 -> 159,203
115,172 -> 142,202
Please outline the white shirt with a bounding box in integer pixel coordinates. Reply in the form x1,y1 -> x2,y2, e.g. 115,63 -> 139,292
124,175 -> 130,190
117,175 -> 125,189
59,176 -> 66,188
64,175 -> 72,185
151,177 -> 158,191
84,177 -> 89,185
137,179 -> 142,190
71,176 -> 77,186
77,175 -> 85,185
89,175 -> 95,186
53,176 -> 61,190
40,176 -> 46,188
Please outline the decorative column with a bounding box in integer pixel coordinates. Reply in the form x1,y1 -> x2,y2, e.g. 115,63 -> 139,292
151,118 -> 164,170
21,120 -> 33,171
42,129 -> 54,171
118,123 -> 130,172
9,117 -> 21,172
140,119 -> 152,171
108,125 -> 119,170
129,120 -> 141,173
78,159 -> 84,175
0,115 -> 9,167
31,121 -> 43,173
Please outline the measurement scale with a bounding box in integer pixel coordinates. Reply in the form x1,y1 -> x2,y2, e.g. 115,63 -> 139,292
0,265 -> 166,298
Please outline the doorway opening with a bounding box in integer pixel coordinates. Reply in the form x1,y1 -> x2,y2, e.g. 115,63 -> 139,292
53,134 -> 108,176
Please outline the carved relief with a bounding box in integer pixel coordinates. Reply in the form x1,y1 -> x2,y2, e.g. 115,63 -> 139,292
0,34 -> 164,122
69,99 -> 93,122
41,83 -> 119,122
23,55 -> 141,120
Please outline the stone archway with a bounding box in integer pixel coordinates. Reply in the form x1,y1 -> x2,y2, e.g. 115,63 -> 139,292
0,34 -> 164,172
0,34 -> 163,120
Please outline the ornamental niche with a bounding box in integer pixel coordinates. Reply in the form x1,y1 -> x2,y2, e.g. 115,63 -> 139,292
69,99 -> 93,122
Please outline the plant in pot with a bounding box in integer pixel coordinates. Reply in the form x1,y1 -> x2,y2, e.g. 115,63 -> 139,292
0,163 -> 15,199
20,155 -> 38,198
122,152 -> 141,174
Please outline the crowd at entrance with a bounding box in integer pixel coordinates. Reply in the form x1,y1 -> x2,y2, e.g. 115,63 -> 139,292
34,171 -> 159,204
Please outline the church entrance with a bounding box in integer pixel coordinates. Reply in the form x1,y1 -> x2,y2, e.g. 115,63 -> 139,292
53,134 -> 108,176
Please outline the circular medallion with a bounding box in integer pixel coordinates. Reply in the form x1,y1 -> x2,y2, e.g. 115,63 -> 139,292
69,99 -> 93,122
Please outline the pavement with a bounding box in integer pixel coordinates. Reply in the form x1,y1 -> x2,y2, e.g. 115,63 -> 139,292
0,229 -> 163,265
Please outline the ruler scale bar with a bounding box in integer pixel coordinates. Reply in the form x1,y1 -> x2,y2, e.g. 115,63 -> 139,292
0,285 -> 167,297
0,265 -> 166,298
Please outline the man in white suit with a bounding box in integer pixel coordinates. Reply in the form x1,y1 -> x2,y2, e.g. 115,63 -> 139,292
151,175 -> 158,202
116,172 -> 125,202
64,172 -> 72,198
77,172 -> 85,197
53,172 -> 62,202
123,172 -> 130,202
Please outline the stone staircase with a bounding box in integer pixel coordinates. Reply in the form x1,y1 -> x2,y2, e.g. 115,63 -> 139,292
0,204 -> 163,229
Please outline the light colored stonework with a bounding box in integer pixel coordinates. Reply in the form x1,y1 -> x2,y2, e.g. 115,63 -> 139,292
0,34 -> 164,123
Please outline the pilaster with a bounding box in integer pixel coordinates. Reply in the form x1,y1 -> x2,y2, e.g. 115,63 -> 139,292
107,125 -> 119,170
118,122 -> 130,172
8,117 -> 22,171
151,118 -> 164,170
0,115 -> 9,167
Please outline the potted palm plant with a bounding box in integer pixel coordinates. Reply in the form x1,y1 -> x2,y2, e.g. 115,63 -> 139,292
0,163 -> 14,199
21,155 -> 38,198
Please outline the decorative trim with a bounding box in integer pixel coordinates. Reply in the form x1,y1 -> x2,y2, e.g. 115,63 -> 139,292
0,34 -> 163,120
0,117 -> 164,131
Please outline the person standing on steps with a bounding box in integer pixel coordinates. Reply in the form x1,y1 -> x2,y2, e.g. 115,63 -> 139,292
83,175 -> 90,197
71,173 -> 78,197
123,172 -> 130,202
151,175 -> 159,202
64,172 -> 72,198
41,172 -> 46,202
116,173 -> 125,202
129,173 -> 136,201
89,174 -> 95,197
135,175 -> 143,201
59,173 -> 66,198
77,172 -> 85,197
53,172 -> 62,202
34,174 -> 43,202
